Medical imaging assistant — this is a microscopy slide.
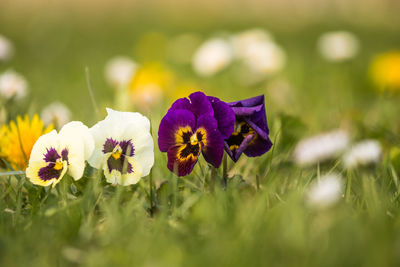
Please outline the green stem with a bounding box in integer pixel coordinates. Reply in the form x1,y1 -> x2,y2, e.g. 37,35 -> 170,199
222,154 -> 228,189
210,167 -> 216,193
345,171 -> 352,202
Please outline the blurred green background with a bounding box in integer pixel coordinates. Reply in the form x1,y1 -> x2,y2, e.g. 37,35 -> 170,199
1,0 -> 400,266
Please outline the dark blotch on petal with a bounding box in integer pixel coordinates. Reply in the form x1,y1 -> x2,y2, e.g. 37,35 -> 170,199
38,163 -> 62,181
158,109 -> 196,152
103,138 -> 118,154
43,148 -> 60,163
167,145 -> 199,177
107,155 -> 133,174
119,139 -> 135,157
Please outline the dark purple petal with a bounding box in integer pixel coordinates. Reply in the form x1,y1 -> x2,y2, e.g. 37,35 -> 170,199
167,145 -> 199,176
229,95 -> 264,108
243,135 -> 273,158
38,163 -> 63,181
207,96 -> 235,139
169,91 -> 214,118
224,95 -> 273,161
61,149 -> 69,162
103,138 -> 118,154
196,115 -> 224,168
169,98 -> 191,112
158,109 -> 196,152
43,148 -> 61,163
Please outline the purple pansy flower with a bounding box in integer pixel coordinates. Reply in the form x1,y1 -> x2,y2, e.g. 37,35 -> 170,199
158,91 -> 235,176
225,95 -> 273,162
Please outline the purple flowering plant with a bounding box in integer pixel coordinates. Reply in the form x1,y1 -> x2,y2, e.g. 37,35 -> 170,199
158,91 -> 235,176
225,95 -> 273,162
158,91 -> 272,177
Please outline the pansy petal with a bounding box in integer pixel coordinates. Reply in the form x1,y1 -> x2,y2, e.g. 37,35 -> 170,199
208,96 -> 235,139
28,130 -> 59,163
229,94 -> 264,108
122,123 -> 154,177
187,91 -> 214,118
26,161 -> 54,187
230,104 -> 264,116
169,91 -> 214,118
106,108 -> 151,132
120,157 -> 143,185
229,134 -> 255,162
169,97 -> 192,112
196,115 -> 224,168
59,121 -> 94,160
167,145 -> 199,176
158,109 -> 195,152
243,135 -> 273,157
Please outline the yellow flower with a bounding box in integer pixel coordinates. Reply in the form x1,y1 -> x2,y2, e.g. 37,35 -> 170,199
0,114 -> 53,170
129,63 -> 174,110
370,51 -> 400,92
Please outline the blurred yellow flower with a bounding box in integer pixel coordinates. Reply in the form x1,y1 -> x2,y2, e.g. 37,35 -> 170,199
129,63 -> 174,110
370,51 -> 400,92
0,114 -> 53,170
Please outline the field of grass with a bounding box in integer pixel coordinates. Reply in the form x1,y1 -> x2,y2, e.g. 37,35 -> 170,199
1,5 -> 400,267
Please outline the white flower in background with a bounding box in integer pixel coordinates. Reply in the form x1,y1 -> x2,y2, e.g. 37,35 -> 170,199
343,140 -> 382,168
105,56 -> 138,89
232,29 -> 285,75
307,173 -> 343,209
26,122 -> 94,187
192,38 -> 233,77
232,28 -> 273,58
317,31 -> 359,62
0,70 -> 28,100
41,102 -> 72,129
294,130 -> 350,166
0,35 -> 13,61
244,41 -> 286,75
88,108 -> 154,186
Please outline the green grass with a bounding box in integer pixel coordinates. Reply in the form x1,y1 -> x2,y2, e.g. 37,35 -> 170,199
1,12 -> 400,267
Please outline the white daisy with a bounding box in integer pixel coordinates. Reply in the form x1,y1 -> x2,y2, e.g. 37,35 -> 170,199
232,29 -> 285,75
26,121 -> 94,187
317,31 -> 359,62
88,108 -> 154,186
0,70 -> 28,100
105,56 -> 138,89
41,102 -> 72,128
192,38 -> 233,77
306,173 -> 343,209
294,130 -> 350,166
343,139 -> 382,168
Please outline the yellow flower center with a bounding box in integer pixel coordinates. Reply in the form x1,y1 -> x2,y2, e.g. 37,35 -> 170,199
54,160 -> 63,171
111,146 -> 122,159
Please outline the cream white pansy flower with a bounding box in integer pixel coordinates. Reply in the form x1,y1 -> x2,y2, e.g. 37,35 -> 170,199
105,56 -> 138,89
294,130 -> 350,166
343,139 -> 382,169
0,70 -> 28,100
41,102 -> 72,128
306,173 -> 343,209
88,108 -> 154,186
317,31 -> 359,62
26,121 -> 94,187
192,38 -> 233,77
0,35 -> 13,61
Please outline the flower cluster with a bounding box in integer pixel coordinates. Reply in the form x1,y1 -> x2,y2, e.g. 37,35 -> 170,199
19,108 -> 154,187
158,91 -> 273,176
